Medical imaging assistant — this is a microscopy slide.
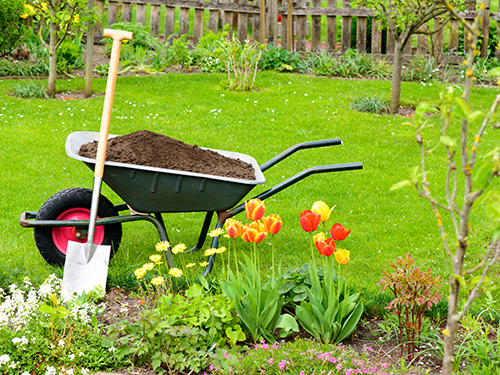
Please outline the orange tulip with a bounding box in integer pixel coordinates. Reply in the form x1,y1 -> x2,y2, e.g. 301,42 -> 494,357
241,221 -> 267,243
225,218 -> 243,238
330,223 -> 351,241
262,214 -> 283,235
245,199 -> 266,221
334,249 -> 350,265
299,210 -> 320,232
315,237 -> 336,257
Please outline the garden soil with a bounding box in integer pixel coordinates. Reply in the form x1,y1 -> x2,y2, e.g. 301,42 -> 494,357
79,130 -> 256,180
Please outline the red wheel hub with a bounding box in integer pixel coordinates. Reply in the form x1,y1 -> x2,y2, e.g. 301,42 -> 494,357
52,208 -> 105,255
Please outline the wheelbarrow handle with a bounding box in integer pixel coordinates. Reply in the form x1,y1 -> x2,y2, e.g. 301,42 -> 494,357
259,138 -> 342,172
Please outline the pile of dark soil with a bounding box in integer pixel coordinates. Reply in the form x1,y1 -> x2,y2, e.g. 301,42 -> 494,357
79,130 -> 256,180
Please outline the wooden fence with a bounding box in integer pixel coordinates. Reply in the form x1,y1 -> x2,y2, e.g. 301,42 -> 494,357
93,0 -> 500,60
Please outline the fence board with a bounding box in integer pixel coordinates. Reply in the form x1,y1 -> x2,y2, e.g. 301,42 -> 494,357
449,19 -> 459,54
108,1 -> 119,26
179,7 -> 190,34
296,0 -> 307,51
356,16 -> 366,53
208,6 -> 219,33
268,0 -> 278,45
122,3 -> 132,22
341,0 -> 351,53
417,34 -> 427,55
326,0 -> 336,51
165,6 -> 175,38
194,8 -> 204,41
371,17 -> 381,54
136,4 -> 146,24
311,0 -> 321,51
432,18 -> 444,60
481,0 -> 491,57
238,0 -> 249,42
253,13 -> 261,43
151,5 -> 161,35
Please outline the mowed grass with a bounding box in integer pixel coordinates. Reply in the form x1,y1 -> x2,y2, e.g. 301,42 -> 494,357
1,72 -> 499,300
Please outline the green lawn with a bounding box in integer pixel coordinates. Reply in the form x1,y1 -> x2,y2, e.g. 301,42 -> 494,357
1,72 -> 499,303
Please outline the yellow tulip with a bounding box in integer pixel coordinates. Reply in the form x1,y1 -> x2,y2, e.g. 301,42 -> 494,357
311,201 -> 335,223
334,249 -> 350,265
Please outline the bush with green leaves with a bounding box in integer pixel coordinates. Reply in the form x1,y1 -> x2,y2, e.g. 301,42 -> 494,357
258,45 -> 305,72
108,22 -> 158,52
0,59 -> 49,77
193,31 -> 226,72
0,0 -> 25,56
401,56 -> 440,83
57,41 -> 84,73
13,80 -> 48,99
0,275 -> 123,374
110,283 -> 245,373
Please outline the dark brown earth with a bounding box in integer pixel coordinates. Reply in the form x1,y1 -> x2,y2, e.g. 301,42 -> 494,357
79,130 -> 256,180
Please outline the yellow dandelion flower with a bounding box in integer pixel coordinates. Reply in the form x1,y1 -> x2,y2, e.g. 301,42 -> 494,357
172,243 -> 187,255
156,241 -> 170,252
209,228 -> 225,237
442,329 -> 450,336
466,68 -> 473,77
200,261 -> 209,267
186,263 -> 196,268
150,276 -> 165,285
72,14 -> 80,24
169,268 -> 183,277
204,248 -> 217,257
149,254 -> 162,264
216,247 -> 227,254
223,234 -> 230,239
143,262 -> 155,271
134,267 -> 147,279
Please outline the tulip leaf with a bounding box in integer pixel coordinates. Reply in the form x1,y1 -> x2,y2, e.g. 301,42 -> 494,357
390,180 -> 411,191
337,301 -> 364,343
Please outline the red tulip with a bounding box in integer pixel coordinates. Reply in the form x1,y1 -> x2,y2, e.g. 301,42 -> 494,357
245,199 -> 266,221
330,223 -> 351,241
315,237 -> 336,256
299,210 -> 320,232
241,221 -> 267,243
262,214 -> 283,235
225,218 -> 242,238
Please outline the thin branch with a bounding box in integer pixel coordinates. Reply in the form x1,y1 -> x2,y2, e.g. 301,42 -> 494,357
470,94 -> 500,167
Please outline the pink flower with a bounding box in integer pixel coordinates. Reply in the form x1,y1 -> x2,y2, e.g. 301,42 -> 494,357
300,372 -> 305,375
268,358 -> 274,365
272,343 -> 278,349
279,360 -> 287,370
336,363 -> 342,370
367,346 -> 373,351
223,352 -> 228,359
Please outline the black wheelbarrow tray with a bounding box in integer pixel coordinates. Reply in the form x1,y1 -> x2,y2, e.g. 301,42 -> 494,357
20,131 -> 363,274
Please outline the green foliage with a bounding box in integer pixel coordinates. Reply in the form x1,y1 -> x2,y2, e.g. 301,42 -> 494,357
0,0 -> 25,56
401,56 -> 440,83
278,263 -> 324,309
222,254 -> 299,343
110,284 -> 241,373
296,257 -> 364,345
13,80 -> 48,99
258,45 -> 305,72
169,35 -> 194,67
0,60 -> 49,77
120,46 -> 164,74
351,94 -> 389,114
109,22 -> 157,51
57,41 -> 83,73
378,254 -> 441,361
193,31 -> 226,72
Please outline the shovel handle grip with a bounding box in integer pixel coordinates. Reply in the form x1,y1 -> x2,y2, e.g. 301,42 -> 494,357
94,29 -> 133,178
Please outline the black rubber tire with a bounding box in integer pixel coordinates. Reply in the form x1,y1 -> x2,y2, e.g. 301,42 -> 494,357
34,188 -> 122,266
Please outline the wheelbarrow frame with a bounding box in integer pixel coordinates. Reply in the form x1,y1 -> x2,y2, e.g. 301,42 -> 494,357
20,137 -> 363,273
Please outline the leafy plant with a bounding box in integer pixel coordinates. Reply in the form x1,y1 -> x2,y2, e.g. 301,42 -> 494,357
378,254 -> 441,361
0,59 -> 49,77
351,94 -> 389,114
13,80 -> 48,99
278,263 -> 324,310
108,21 -> 158,51
120,46 -> 163,75
193,30 -> 226,72
401,55 -> 440,83
258,45 -> 305,72
169,35 -> 194,68
0,0 -> 25,56
57,40 -> 84,73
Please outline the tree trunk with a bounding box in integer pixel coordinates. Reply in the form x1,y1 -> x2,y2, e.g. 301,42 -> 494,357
390,39 -> 404,114
47,20 -> 59,97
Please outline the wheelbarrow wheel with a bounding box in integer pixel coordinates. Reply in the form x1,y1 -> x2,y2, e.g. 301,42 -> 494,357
34,188 -> 122,266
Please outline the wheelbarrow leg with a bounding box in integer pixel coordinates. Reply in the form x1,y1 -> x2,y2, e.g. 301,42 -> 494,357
186,211 -> 214,253
203,211 -> 232,277
152,213 -> 173,267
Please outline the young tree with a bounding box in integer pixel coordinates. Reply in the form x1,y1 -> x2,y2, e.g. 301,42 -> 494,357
392,1 -> 500,373
22,0 -> 99,97
356,0 -> 472,113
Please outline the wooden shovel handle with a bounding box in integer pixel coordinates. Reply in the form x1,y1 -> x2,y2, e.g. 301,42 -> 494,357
94,29 -> 133,178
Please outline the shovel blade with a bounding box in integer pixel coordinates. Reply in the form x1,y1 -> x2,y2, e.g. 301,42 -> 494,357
62,240 -> 111,299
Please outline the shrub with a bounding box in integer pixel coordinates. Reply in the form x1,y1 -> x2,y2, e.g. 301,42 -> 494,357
0,60 -> 49,77
0,0 -> 25,56
193,31 -> 226,72
351,94 -> 389,114
108,21 -> 157,51
57,41 -> 83,73
258,45 -> 305,72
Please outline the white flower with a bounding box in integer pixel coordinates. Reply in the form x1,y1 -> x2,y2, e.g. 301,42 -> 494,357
45,366 -> 56,375
12,336 -> 29,346
0,354 -> 10,365
81,369 -> 90,375
68,353 -> 75,360
58,339 -> 65,347
21,372 -> 30,375
108,346 -> 117,352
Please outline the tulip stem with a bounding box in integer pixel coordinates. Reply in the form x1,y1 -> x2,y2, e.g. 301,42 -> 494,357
271,235 -> 275,286
309,232 -> 315,269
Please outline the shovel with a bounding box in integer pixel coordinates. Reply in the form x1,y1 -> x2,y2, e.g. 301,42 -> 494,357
62,29 -> 133,299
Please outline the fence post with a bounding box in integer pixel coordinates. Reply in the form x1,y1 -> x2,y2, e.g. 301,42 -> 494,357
481,0 -> 491,57
180,7 -> 190,35
95,0 -> 104,40
326,0 -> 336,51
223,0 -> 234,29
296,0 -> 307,51
341,0 -> 351,53
122,3 -> 132,22
310,0 -> 321,51
84,0 -> 95,98
194,7 -> 204,42
432,18 -> 444,60
356,16 -> 367,53
209,0 -> 220,34
417,34 -> 427,55
136,4 -> 146,25
107,1 -> 119,27
151,5 -> 161,36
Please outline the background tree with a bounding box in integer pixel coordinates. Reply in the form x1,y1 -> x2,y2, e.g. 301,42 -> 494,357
392,1 -> 500,373
0,0 -> 26,56
22,0 -> 100,97
355,0 -> 472,113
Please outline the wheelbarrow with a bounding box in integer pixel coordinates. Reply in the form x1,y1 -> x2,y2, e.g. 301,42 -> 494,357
20,131 -> 363,275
